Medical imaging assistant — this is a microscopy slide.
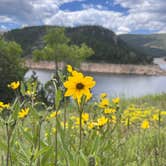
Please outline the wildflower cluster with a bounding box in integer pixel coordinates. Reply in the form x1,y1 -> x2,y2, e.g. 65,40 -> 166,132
0,101 -> 10,111
97,94 -> 120,126
121,104 -> 166,129
46,111 -> 60,120
0,66 -> 166,166
18,108 -> 29,119
8,81 -> 20,90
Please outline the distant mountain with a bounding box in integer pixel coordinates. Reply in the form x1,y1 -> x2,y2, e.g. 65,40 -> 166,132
119,34 -> 166,57
3,25 -> 152,64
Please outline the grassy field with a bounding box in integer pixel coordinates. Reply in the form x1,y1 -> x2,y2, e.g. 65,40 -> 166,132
120,93 -> 166,110
0,68 -> 166,166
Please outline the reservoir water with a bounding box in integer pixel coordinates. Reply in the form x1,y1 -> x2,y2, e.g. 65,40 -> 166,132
25,68 -> 166,98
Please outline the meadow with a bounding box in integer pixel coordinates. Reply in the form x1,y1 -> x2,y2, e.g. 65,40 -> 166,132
0,65 -> 166,166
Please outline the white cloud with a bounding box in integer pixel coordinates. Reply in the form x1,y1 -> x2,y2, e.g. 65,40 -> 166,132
0,0 -> 166,34
157,27 -> 166,33
82,4 -> 108,10
44,8 -> 124,32
0,0 -> 84,25
114,0 -> 166,33
43,0 -> 166,34
0,16 -> 13,23
116,26 -> 131,34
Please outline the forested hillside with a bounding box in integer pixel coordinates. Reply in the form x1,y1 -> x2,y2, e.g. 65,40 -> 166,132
4,25 -> 152,64
119,34 -> 166,57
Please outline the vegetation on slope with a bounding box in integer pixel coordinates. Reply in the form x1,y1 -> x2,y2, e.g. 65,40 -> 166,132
119,34 -> 166,57
0,38 -> 27,102
33,27 -> 94,68
4,25 -> 152,64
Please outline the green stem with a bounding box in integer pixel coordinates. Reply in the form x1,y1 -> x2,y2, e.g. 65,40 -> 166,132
127,117 -> 130,130
29,154 -> 34,166
6,123 -> 10,166
37,121 -> 42,166
158,111 -> 161,131
29,96 -> 35,166
64,98 -> 67,132
77,98 -> 85,150
55,112 -> 58,166
79,110 -> 83,150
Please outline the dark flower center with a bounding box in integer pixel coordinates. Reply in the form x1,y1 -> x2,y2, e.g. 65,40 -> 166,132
76,83 -> 84,90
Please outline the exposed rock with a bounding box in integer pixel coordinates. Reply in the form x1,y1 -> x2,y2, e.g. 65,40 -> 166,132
25,59 -> 166,76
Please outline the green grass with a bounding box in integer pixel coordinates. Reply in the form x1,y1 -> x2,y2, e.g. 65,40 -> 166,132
120,93 -> 166,110
0,91 -> 166,166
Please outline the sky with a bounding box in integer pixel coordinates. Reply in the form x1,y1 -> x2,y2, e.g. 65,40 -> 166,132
0,0 -> 166,34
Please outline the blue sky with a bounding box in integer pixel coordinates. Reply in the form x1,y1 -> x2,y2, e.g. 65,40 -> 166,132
0,0 -> 166,34
60,0 -> 128,13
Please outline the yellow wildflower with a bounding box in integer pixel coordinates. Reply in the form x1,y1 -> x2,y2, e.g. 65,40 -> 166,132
71,70 -> 81,77
110,115 -> 117,124
161,111 -> 166,116
67,65 -> 73,73
70,116 -> 78,120
52,127 -> 56,134
100,93 -> 107,99
112,97 -> 120,104
3,103 -> 10,109
25,90 -> 35,96
61,122 -> 68,128
141,120 -> 150,129
152,114 -> 159,121
82,113 -> 89,122
97,116 -> 108,127
99,98 -> 109,108
104,108 -> 116,114
0,101 -> 4,107
24,128 -> 29,132
86,92 -> 93,102
8,81 -> 20,90
74,117 -> 84,126
49,111 -> 60,118
71,117 -> 84,129
0,101 -> 10,111
64,70 -> 96,104
18,108 -> 29,119
88,122 -> 97,129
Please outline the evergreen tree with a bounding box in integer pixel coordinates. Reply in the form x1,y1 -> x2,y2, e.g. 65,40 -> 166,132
33,27 -> 94,69
0,38 -> 27,101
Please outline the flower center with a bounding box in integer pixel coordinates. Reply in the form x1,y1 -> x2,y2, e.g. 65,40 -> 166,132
76,83 -> 84,90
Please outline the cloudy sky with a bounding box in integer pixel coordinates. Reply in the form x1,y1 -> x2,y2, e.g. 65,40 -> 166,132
0,0 -> 166,34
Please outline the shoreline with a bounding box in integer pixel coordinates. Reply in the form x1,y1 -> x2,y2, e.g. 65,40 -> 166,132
25,59 -> 166,76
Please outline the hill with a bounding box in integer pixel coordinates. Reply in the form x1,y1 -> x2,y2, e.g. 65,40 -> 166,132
4,25 -> 152,64
119,34 -> 166,57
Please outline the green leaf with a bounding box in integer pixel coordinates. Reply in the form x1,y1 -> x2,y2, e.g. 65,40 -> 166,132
20,81 -> 26,96
55,89 -> 62,109
0,140 -> 7,151
34,146 -> 51,160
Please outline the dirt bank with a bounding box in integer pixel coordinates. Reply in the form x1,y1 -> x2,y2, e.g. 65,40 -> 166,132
25,59 -> 166,76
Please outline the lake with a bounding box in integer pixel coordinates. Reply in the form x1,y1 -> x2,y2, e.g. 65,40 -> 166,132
25,68 -> 166,98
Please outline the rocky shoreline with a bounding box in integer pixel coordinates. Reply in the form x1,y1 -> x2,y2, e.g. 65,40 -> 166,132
25,59 -> 166,76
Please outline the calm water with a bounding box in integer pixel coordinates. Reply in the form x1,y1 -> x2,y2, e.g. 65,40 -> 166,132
160,64 -> 166,71
25,69 -> 166,98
